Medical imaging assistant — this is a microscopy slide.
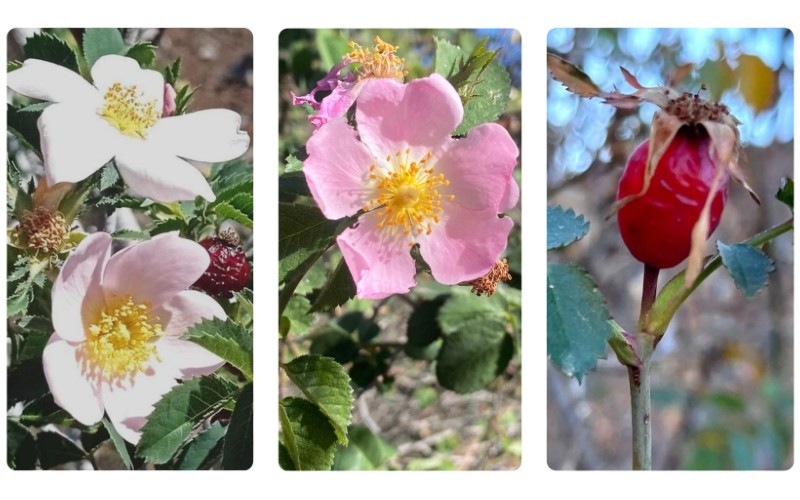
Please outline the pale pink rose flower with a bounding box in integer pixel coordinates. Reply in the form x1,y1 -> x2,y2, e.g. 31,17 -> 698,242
43,232 -> 226,444
7,55 -> 250,202
162,83 -> 177,117
303,74 -> 519,299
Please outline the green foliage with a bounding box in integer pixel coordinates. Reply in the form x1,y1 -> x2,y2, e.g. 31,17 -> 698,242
184,318 -> 254,380
102,418 -> 133,470
309,258 -> 356,312
7,419 -> 37,469
8,60 -> 23,72
8,256 -> 48,318
175,421 -> 225,470
83,28 -> 127,68
405,296 -> 447,360
315,29 -> 349,69
136,375 -> 238,464
717,242 -> 775,298
282,355 -> 354,445
547,205 -> 590,250
36,431 -> 86,469
25,31 -> 79,73
222,383 -> 253,470
111,229 -> 151,241
435,294 -> 514,393
333,424 -> 397,470
279,171 -> 312,202
8,103 -> 42,157
284,154 -> 304,173
126,42 -> 157,68
279,202 -> 341,284
99,162 -> 121,190
283,294 -> 313,335
310,327 -> 360,364
164,57 -> 182,86
547,262 -> 614,382
212,200 -> 253,229
434,37 -> 511,135
776,177 -> 793,211
279,397 -> 339,470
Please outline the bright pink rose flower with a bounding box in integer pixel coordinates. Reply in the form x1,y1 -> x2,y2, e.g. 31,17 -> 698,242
292,37 -> 406,130
43,232 -> 226,443
303,73 -> 519,299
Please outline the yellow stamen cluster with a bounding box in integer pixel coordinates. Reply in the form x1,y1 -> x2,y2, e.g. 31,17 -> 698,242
18,206 -> 68,253
466,259 -> 512,297
100,82 -> 159,138
364,149 -> 455,245
83,296 -> 162,380
348,36 -> 408,80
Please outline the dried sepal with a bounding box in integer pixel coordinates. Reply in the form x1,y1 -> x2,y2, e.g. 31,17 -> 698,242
547,53 -> 605,98
686,165 -> 727,286
32,177 -> 74,211
702,120 -> 761,205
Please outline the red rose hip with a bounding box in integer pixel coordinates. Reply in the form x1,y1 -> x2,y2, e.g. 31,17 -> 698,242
193,230 -> 251,297
616,126 -> 729,269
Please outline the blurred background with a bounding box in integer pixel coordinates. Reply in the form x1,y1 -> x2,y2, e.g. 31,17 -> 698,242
547,28 -> 793,470
279,29 -> 522,470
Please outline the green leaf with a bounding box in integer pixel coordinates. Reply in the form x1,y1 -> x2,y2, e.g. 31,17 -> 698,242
16,329 -> 50,364
222,382 -> 253,470
212,201 -> 253,229
294,257 -> 327,295
279,397 -> 338,471
333,424 -> 397,470
111,229 -> 150,241
279,443 -> 296,470
717,242 -> 775,298
284,154 -> 304,173
282,355 -> 354,446
278,202 -> 339,284
18,102 -> 52,113
406,296 -> 447,349
8,60 -> 23,72
214,178 -> 254,206
136,375 -> 238,464
776,177 -> 793,212
435,295 -> 514,393
434,38 -> 511,135
102,417 -> 133,470
175,421 -> 225,470
279,171 -> 312,202
283,294 -> 313,335
8,419 -> 38,469
547,263 -> 614,382
24,31 -> 79,73
99,162 -> 121,190
126,42 -> 157,68
83,28 -> 127,68
36,431 -> 86,469
315,29 -> 349,69
164,58 -> 182,86
183,318 -> 253,380
309,258 -> 356,312
547,205 -> 590,250
310,327 -> 360,364
8,103 -> 42,156
150,218 -> 187,236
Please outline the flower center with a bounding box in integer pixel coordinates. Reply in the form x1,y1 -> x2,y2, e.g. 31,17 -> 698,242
364,149 -> 455,244
100,82 -> 159,138
348,36 -> 407,80
83,296 -> 162,380
18,206 -> 68,253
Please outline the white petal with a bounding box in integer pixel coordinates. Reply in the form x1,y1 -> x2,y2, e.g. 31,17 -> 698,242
42,336 -> 104,425
51,232 -> 111,342
115,142 -> 215,202
39,103 -> 120,184
8,58 -> 99,104
156,290 -> 227,338
100,369 -> 178,445
91,55 -> 163,112
156,338 -> 224,380
149,109 -> 250,162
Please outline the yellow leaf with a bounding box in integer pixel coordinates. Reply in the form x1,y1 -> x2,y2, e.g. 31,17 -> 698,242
736,55 -> 776,112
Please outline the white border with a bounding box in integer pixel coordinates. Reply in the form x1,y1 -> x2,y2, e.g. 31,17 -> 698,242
1,1 -> 796,499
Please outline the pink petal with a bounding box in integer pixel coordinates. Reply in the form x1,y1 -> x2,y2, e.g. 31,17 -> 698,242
147,109 -> 250,163
7,58 -> 99,104
114,141 -> 215,202
291,59 -> 353,110
42,335 -> 104,425
100,369 -> 178,444
356,74 -> 463,158
308,79 -> 366,130
39,104 -> 120,185
498,176 -> 520,213
155,338 -> 224,380
102,233 -> 210,309
51,232 -> 111,342
419,205 -> 514,284
435,123 -> 519,212
337,215 -> 417,299
157,290 -> 226,338
304,116 -> 376,219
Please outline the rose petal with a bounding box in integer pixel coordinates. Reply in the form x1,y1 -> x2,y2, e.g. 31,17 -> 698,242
498,176 -> 520,213
51,232 -> 111,342
100,369 -> 178,444
419,205 -> 514,284
308,79 -> 366,130
42,335 -> 104,425
38,104 -> 120,185
102,232 -> 210,308
91,55 -> 164,112
356,74 -> 463,158
304,116 -> 376,219
148,109 -> 249,162
115,141 -> 215,202
156,338 -> 224,380
337,215 -> 417,299
157,290 -> 226,338
7,58 -> 99,104
435,123 -> 519,212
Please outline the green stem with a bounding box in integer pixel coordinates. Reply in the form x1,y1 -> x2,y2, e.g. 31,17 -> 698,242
638,265 -> 659,331
628,354 -> 652,470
